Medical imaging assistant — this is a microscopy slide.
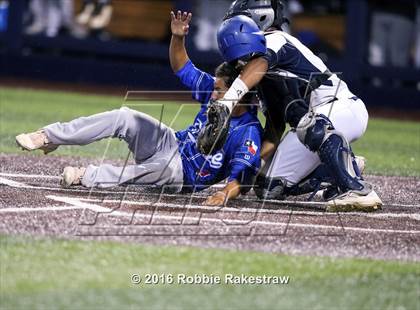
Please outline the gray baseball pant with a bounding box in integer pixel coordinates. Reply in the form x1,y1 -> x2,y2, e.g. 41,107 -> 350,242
43,107 -> 184,191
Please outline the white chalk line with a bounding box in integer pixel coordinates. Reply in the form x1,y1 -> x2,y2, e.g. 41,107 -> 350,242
46,195 -> 420,235
0,171 -> 225,190
0,205 -> 84,213
0,175 -> 127,195
77,197 -> 420,221
4,172 -> 420,209
0,177 -> 27,188
0,173 -> 420,220
0,173 -> 223,196
0,172 -> 418,209
0,172 -> 60,180
0,175 -> 326,208
1,191 -> 417,221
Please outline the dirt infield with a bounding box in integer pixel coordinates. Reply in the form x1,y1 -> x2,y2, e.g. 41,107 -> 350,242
1,154 -> 419,261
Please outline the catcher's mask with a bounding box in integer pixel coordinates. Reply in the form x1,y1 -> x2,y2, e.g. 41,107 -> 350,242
224,0 -> 288,31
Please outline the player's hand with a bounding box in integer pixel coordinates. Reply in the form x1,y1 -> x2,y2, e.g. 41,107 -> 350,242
204,191 -> 228,206
170,10 -> 192,37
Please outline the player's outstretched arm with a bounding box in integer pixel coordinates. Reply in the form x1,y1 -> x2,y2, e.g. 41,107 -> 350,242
238,57 -> 268,93
169,10 -> 192,73
204,180 -> 241,206
222,57 -> 268,112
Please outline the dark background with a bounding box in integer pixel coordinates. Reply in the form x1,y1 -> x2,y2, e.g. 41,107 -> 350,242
0,0 -> 419,109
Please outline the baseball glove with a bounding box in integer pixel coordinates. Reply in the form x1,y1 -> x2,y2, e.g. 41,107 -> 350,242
197,100 -> 231,155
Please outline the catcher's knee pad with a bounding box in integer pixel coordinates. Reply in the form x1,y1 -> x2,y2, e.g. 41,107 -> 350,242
296,113 -> 333,152
254,174 -> 286,200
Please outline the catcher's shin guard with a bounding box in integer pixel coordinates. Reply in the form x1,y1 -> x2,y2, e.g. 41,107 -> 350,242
296,113 -> 366,194
286,154 -> 366,200
318,134 -> 366,193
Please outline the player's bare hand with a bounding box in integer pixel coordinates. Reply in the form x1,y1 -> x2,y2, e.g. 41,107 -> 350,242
204,191 -> 228,206
170,10 -> 192,37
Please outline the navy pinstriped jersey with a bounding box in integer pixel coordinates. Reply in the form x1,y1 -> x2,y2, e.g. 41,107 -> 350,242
174,60 -> 263,191
262,31 -> 353,106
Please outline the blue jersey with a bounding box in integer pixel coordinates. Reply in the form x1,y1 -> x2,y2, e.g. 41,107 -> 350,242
174,60 -> 263,191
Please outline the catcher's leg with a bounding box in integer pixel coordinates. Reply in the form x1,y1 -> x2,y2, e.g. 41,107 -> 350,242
284,155 -> 365,199
296,110 -> 381,211
254,154 -> 365,200
258,97 -> 381,211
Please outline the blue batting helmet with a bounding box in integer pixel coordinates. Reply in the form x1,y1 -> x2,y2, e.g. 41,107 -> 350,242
217,15 -> 267,63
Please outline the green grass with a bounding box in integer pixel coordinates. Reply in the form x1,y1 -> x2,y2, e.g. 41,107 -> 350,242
1,235 -> 418,309
352,118 -> 420,176
0,87 -> 419,176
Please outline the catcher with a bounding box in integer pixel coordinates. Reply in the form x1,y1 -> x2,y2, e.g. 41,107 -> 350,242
15,10 -> 263,206
199,0 -> 382,211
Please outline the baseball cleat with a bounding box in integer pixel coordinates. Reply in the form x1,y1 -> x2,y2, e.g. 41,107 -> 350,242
61,167 -> 86,187
326,189 -> 382,212
15,130 -> 58,154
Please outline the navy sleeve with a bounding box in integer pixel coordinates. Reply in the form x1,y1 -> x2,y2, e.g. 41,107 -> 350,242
176,60 -> 215,105
261,48 -> 279,69
261,32 -> 287,69
227,126 -> 261,183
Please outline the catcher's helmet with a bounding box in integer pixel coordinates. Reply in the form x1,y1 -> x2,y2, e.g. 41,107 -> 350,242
224,0 -> 275,31
217,15 -> 266,63
224,0 -> 288,31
